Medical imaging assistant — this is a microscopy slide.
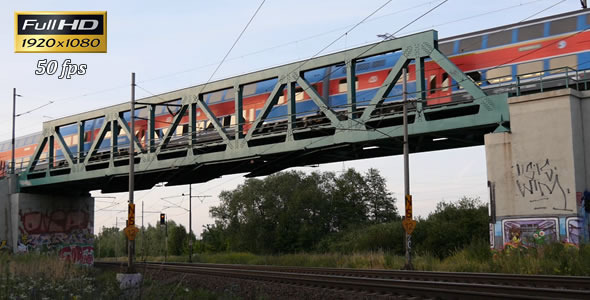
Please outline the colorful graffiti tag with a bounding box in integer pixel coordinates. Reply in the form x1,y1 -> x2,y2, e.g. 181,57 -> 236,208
21,210 -> 89,234
502,218 -> 558,246
567,217 -> 582,244
18,207 -> 93,265
59,245 -> 94,265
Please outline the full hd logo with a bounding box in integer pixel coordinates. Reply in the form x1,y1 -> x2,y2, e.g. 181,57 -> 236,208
15,11 -> 107,53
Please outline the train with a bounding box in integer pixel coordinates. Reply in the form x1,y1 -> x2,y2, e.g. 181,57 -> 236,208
1,9 -> 590,177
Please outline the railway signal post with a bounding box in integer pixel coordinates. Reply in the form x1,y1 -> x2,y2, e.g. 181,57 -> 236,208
127,72 -> 137,273
402,67 -> 414,270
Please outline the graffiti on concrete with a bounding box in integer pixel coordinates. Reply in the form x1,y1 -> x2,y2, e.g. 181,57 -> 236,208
18,206 -> 93,265
513,159 -> 572,212
567,217 -> 582,245
502,218 -> 558,247
21,210 -> 89,234
59,245 -> 94,265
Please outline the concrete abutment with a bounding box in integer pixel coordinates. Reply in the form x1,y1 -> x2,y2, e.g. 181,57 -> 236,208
486,89 -> 590,249
0,177 -> 94,264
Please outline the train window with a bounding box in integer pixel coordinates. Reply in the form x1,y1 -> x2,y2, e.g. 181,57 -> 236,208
518,23 -> 544,42
441,73 -> 450,91
550,17 -> 577,35
486,66 -> 512,84
249,109 -> 255,122
429,75 -> 437,94
338,78 -> 359,93
458,36 -> 482,52
487,30 -> 512,48
438,42 -> 453,55
16,139 -> 24,148
338,79 -> 347,93
208,91 -> 223,104
0,143 -> 5,151
517,61 -> 544,78
223,116 -> 231,127
295,87 -> 304,102
224,88 -> 235,101
356,63 -> 370,72
372,60 -> 386,68
277,94 -> 285,105
84,132 -> 90,142
467,71 -> 482,83
230,115 -> 236,126
243,83 -> 257,96
549,55 -> 578,73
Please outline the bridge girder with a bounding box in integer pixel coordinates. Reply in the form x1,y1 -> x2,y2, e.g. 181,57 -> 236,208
19,30 -> 509,193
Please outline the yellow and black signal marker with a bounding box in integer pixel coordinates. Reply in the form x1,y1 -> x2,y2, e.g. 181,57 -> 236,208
15,11 -> 107,53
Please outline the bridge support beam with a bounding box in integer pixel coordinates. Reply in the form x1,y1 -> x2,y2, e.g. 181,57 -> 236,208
0,180 -> 94,264
486,89 -> 590,249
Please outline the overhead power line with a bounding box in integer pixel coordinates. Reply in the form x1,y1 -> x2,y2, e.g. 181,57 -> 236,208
198,0 -> 266,95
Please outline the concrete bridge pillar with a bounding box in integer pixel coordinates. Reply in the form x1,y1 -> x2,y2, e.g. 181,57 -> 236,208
486,89 -> 590,249
0,177 -> 94,264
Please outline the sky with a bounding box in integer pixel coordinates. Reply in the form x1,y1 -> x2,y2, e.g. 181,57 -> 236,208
0,0 -> 584,236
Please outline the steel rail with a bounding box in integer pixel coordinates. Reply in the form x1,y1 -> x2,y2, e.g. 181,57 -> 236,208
102,261 -> 590,290
95,261 -> 590,299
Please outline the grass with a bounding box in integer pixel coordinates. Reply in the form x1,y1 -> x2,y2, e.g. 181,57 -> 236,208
99,242 -> 590,276
0,253 -> 120,299
0,253 -> 232,299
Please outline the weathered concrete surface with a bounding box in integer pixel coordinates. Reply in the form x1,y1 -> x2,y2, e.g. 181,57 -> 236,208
486,89 -> 590,248
116,273 -> 143,299
0,178 -> 10,252
0,188 -> 95,264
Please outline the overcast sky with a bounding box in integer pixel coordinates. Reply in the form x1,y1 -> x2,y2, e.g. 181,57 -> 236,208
0,0 -> 583,235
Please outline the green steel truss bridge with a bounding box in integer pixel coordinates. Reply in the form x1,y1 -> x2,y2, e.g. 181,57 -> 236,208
18,31 -> 508,194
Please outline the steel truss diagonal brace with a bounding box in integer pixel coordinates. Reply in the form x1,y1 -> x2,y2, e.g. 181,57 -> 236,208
359,57 -> 409,122
83,119 -> 111,164
54,128 -> 74,167
245,82 -> 285,141
26,135 -> 48,173
194,96 -> 231,146
117,115 -> 144,153
429,49 -> 486,100
296,77 -> 341,126
156,103 -> 188,153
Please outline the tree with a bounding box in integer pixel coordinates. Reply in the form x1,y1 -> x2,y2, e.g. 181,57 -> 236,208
203,168 -> 398,254
413,196 -> 488,258
363,168 -> 398,223
167,222 -> 187,256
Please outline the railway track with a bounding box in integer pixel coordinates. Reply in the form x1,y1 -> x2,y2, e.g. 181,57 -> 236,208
95,261 -> 590,299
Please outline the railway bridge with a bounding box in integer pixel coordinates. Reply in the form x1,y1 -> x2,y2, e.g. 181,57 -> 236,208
0,28 -> 589,260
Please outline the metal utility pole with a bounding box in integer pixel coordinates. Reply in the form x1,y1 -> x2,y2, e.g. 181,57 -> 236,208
11,88 -> 20,174
127,72 -> 136,273
142,201 -> 144,258
165,214 -> 168,262
189,184 -> 193,262
181,189 -> 211,263
401,67 -> 415,270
